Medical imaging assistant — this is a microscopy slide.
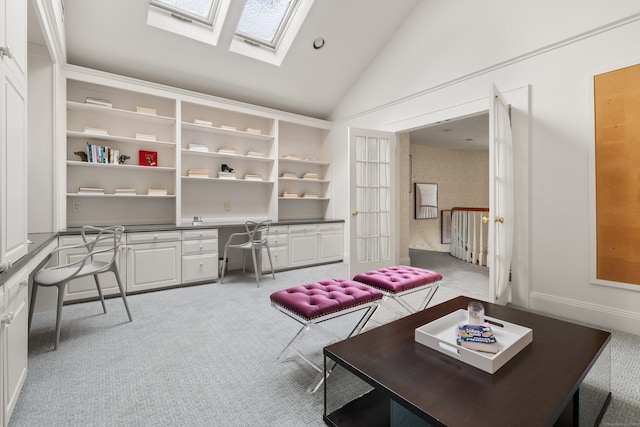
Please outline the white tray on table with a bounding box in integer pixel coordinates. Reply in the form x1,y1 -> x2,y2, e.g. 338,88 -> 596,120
415,309 -> 533,374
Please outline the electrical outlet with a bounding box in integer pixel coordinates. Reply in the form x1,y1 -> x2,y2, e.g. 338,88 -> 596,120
72,202 -> 80,212
224,201 -> 231,211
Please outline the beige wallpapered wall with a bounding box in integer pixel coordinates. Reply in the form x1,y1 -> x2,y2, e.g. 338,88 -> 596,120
404,140 -> 489,253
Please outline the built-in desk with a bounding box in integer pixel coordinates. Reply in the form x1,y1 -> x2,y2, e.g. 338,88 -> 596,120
324,296 -> 611,427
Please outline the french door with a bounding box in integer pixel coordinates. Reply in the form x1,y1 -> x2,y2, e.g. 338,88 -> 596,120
348,128 -> 397,277
488,84 -> 514,305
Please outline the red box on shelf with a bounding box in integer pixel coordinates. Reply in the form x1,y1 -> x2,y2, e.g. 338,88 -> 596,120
139,150 -> 157,167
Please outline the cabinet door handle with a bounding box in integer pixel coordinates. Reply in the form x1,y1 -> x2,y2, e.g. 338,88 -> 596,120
20,279 -> 28,288
0,46 -> 13,59
1,312 -> 14,325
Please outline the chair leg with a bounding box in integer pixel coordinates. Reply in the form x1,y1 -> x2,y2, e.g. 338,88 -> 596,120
111,265 -> 132,322
221,247 -> 229,284
265,245 -> 275,279
250,247 -> 260,288
28,281 -> 39,333
54,283 -> 67,350
94,275 -> 107,314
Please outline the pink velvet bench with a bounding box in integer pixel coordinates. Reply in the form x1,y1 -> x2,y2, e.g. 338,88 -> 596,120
352,265 -> 442,318
270,279 -> 383,393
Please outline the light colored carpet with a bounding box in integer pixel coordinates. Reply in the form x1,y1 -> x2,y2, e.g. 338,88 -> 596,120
10,258 -> 640,426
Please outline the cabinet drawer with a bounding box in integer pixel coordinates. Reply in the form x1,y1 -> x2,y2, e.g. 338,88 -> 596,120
270,225 -> 289,236
289,224 -> 318,235
317,223 -> 343,233
182,239 -> 218,255
267,234 -> 288,247
182,253 -> 219,283
263,246 -> 288,271
182,229 -> 218,240
59,234 -> 113,247
127,231 -> 181,244
5,268 -> 28,305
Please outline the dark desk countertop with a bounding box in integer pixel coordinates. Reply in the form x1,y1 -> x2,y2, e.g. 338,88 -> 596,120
1,219 -> 344,285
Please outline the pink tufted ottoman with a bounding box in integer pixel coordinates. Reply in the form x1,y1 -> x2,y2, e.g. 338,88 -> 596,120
352,265 -> 441,317
270,279 -> 383,393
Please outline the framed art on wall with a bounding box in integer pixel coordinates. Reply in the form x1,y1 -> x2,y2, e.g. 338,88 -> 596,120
415,183 -> 438,219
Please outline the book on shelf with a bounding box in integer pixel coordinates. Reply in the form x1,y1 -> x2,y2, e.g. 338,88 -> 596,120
280,172 -> 298,179
115,188 -> 136,196
78,187 -> 105,194
246,150 -> 264,158
187,143 -> 209,152
246,127 -> 262,135
217,147 -> 236,155
85,142 -> 119,164
302,192 -> 319,198
219,125 -> 236,131
147,188 -> 168,196
282,153 -> 301,160
302,172 -> 319,180
85,97 -> 112,108
136,106 -> 157,115
193,119 -> 213,126
282,191 -> 300,198
217,171 -> 236,179
187,169 -> 210,178
135,133 -> 157,141
456,324 -> 499,354
139,150 -> 158,167
244,173 -> 263,181
83,126 -> 109,136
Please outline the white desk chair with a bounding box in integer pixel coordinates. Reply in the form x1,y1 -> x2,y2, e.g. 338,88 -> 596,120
28,225 -> 132,350
220,220 -> 275,287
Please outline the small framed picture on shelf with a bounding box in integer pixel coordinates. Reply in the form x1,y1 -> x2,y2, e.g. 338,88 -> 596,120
139,150 -> 157,167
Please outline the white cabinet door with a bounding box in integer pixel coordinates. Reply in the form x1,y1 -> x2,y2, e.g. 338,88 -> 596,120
182,253 -> 218,283
289,225 -> 318,268
127,241 -> 181,292
1,0 -> 27,79
1,269 -> 28,427
317,224 -> 344,264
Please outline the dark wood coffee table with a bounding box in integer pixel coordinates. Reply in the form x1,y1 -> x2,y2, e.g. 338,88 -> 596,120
323,296 -> 611,427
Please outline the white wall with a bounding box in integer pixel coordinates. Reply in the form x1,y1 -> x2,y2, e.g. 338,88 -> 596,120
28,44 -> 55,233
329,1 -> 640,334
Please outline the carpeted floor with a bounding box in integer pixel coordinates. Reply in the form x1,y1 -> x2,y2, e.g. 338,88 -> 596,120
10,256 -> 640,426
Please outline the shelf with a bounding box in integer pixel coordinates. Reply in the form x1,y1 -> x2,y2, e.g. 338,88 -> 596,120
182,176 -> 273,184
278,177 -> 329,183
67,101 -> 176,125
279,157 -> 329,166
181,149 -> 274,163
182,122 -> 274,142
66,160 -> 176,172
67,193 -> 176,198
278,197 -> 329,200
67,131 -> 176,147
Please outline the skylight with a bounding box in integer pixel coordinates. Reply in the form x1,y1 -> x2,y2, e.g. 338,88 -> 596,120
151,0 -> 217,25
236,0 -> 299,49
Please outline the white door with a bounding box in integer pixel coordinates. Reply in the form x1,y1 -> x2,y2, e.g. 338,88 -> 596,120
488,84 -> 514,305
348,128 -> 396,277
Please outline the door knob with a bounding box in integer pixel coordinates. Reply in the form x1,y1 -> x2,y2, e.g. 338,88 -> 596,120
482,216 -> 489,224
351,211 -> 358,216
495,217 -> 505,223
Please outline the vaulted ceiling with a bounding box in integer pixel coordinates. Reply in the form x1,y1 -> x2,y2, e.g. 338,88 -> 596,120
53,0 -> 420,119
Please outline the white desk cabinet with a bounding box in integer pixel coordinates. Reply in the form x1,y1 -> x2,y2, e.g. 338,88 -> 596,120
262,225 -> 289,272
126,231 -> 181,292
289,224 -> 318,268
1,268 -> 28,427
317,224 -> 344,264
181,229 -> 218,284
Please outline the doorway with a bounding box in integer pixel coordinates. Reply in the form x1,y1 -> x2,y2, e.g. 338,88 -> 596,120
406,112 -> 490,300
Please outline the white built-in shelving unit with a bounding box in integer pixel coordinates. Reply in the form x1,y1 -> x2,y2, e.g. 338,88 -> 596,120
61,67 -> 332,228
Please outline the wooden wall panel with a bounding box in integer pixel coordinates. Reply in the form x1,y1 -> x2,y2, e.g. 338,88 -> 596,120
594,64 -> 640,285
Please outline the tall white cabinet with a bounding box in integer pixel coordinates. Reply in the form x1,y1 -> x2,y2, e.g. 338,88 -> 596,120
60,66 -> 334,228
0,0 -> 28,272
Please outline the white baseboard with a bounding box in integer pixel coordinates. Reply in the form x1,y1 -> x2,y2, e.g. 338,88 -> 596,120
529,291 -> 640,335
